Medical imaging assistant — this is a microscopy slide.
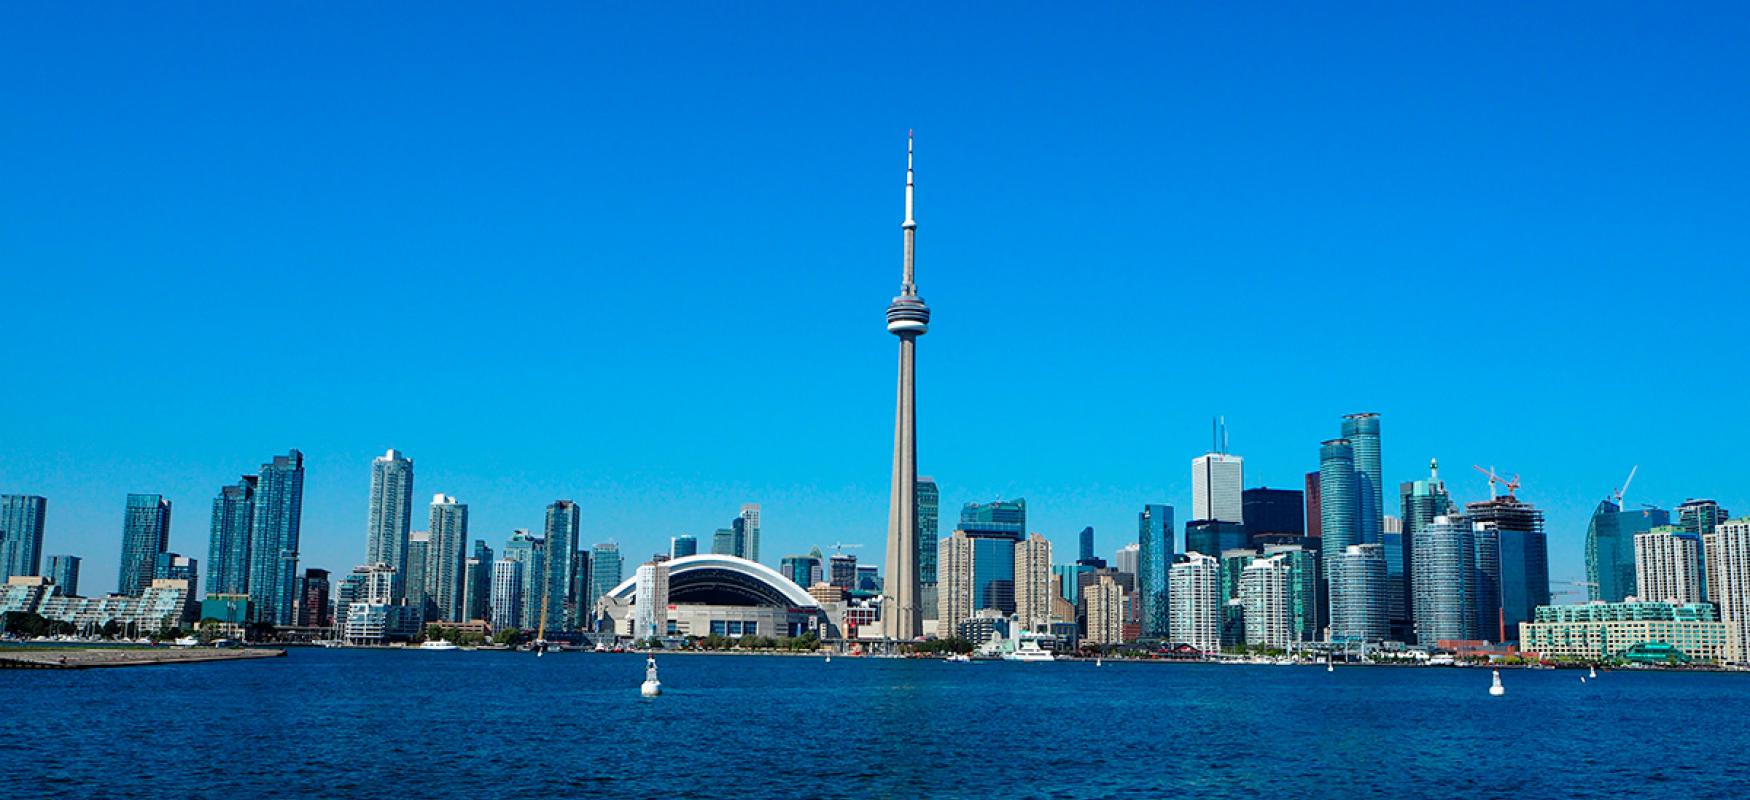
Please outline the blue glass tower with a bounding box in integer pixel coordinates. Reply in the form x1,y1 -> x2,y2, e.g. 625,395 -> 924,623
1341,413 -> 1384,546
1137,504 -> 1174,640
1586,501 -> 1670,603
247,450 -> 305,625
543,500 -> 580,629
119,494 -> 172,597
1331,543 -> 1388,642
916,477 -> 939,586
1411,515 -> 1477,643
206,476 -> 256,598
1,494 -> 48,581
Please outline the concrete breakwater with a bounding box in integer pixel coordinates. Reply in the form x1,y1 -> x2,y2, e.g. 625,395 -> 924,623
0,647 -> 285,669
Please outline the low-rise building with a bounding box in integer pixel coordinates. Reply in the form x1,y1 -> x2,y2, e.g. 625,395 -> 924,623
1519,601 -> 1728,664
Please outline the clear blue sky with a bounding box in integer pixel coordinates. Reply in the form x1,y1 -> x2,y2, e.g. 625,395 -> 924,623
3,4 -> 1747,597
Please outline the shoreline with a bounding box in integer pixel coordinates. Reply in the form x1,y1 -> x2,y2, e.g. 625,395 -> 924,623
0,647 -> 286,670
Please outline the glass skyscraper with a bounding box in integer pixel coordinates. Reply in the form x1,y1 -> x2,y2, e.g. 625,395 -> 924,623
502,529 -> 544,630
206,476 -> 256,598
1330,543 -> 1388,642
1398,459 -> 1458,642
1,494 -> 48,581
1468,495 -> 1547,643
587,542 -> 623,628
365,449 -> 414,598
958,500 -> 1025,615
248,450 -> 305,625
1318,438 -> 1359,624
1411,515 -> 1477,643
1241,488 -> 1304,543
916,477 -> 939,586
1185,520 -> 1247,559
427,494 -> 470,622
1340,413 -> 1384,546
43,554 -> 80,597
119,493 -> 172,597
1586,501 -> 1668,602
670,535 -> 697,559
1137,503 -> 1173,640
543,500 -> 580,629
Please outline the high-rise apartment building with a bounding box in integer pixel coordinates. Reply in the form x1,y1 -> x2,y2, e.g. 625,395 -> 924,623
543,500 -> 581,629
1013,532 -> 1053,631
248,450 -> 305,625
1340,412 -> 1384,546
301,568 -> 331,628
780,553 -> 822,588
1678,499 -> 1729,537
119,494 -> 172,597
491,558 -> 524,631
711,528 -> 738,557
1411,515 -> 1477,643
936,530 -> 975,639
365,449 -> 414,600
1114,543 -> 1139,578
502,529 -> 544,628
632,561 -> 670,640
1083,574 -> 1124,646
1636,526 -> 1704,605
1240,554 -> 1292,649
916,477 -> 939,587
1,495 -> 48,581
1331,543 -> 1389,643
1169,553 -> 1220,653
1186,520 -> 1247,560
1262,544 -> 1320,643
1304,472 -> 1322,539
738,504 -> 761,564
405,530 -> 433,620
1137,504 -> 1173,640
1709,518 -> 1750,663
45,554 -> 80,597
426,494 -> 469,622
1192,452 -> 1244,524
586,543 -> 623,627
206,476 -> 256,598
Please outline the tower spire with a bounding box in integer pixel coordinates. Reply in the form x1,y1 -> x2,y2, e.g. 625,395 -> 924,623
902,130 -> 917,294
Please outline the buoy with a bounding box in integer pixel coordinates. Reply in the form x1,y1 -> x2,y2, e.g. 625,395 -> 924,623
1489,669 -> 1505,696
1327,661 -> 1334,673
1096,657 -> 1103,667
641,656 -> 662,697
825,653 -> 832,663
1589,666 -> 1597,679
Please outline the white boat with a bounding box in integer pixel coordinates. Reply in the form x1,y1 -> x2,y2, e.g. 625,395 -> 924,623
419,640 -> 459,651
173,636 -> 200,647
945,653 -> 971,663
1589,666 -> 1598,679
1000,632 -> 1056,663
1489,669 -> 1505,696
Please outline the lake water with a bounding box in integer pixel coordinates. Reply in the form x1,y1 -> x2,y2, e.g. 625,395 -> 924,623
4,649 -> 1747,799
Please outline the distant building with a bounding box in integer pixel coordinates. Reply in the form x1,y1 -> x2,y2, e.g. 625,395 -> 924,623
1192,451 -> 1244,524
1114,543 -> 1139,579
405,531 -> 433,621
1186,520 -> 1247,561
916,477 -> 939,587
807,581 -> 844,606
119,494 -> 172,597
365,449 -> 415,600
1709,518 -> 1750,664
1636,526 -> 1704,605
1468,494 -> 1548,643
1242,487 -> 1304,545
1083,574 -> 1124,646
542,500 -> 581,629
342,564 -> 420,644
1586,501 -> 1668,603
1262,544 -> 1320,643
936,531 -> 974,638
962,499 -> 1026,539
247,450 -> 306,626
631,561 -> 671,640
855,565 -> 881,593
1340,413 -> 1385,547
1412,516 -> 1477,643
301,568 -> 331,628
670,535 -> 698,559
1,495 -> 48,581
1169,552 -> 1220,653
1520,601 -> 1727,664
427,494 -> 470,622
829,553 -> 858,591
1014,533 -> 1054,632
1077,526 -> 1096,565
1318,438 -> 1359,624
1330,544 -> 1388,643
1399,459 -> 1458,642
1218,549 -> 1257,648
1304,472 -> 1322,540
1240,554 -> 1292,649
206,476 -> 256,598
779,553 -> 822,588
45,555 -> 80,597
11,576 -> 197,632
738,504 -> 761,564
1678,499 -> 1729,537
586,543 -> 623,627
502,529 -> 543,628
491,558 -> 524,631
711,528 -> 738,557
1137,504 -> 1174,640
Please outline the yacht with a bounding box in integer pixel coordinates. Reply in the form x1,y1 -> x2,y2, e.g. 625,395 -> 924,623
1000,630 -> 1056,663
418,640 -> 459,651
945,653 -> 971,663
173,636 -> 200,647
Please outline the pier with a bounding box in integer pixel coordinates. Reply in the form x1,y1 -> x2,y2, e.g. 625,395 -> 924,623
0,647 -> 285,670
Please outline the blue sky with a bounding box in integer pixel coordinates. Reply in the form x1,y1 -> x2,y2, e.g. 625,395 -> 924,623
3,4 -> 1747,596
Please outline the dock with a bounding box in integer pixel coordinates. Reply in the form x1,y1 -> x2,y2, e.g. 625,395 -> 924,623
0,647 -> 286,669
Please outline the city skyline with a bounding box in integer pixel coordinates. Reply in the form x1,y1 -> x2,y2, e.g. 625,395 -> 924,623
4,5 -> 1750,596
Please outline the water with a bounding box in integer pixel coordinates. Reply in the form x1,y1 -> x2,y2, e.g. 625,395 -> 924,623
4,650 -> 1748,799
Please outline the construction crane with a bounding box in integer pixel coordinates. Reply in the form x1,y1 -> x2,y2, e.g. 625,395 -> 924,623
1472,465 -> 1521,500
1611,465 -> 1639,507
826,542 -> 865,555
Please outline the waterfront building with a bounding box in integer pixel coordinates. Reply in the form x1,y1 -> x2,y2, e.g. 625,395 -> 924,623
1219,549 -> 1257,647
341,563 -> 421,644
1262,544 -> 1320,642
711,528 -> 738,557
1186,520 -> 1248,562
501,529 -> 544,628
1169,552 -> 1220,653
1242,488 -> 1304,545
405,531 -> 433,620
586,543 -> 623,627
1519,601 -> 1728,664
1137,504 -> 1173,640
462,556 -> 488,622
1318,438 -> 1359,624
738,504 -> 761,564
670,535 -> 698,559
1192,451 -> 1245,524
206,476 -> 256,598
1399,459 -> 1458,642
542,500 -> 581,629
1586,500 -> 1669,602
490,558 -> 524,631
1,494 -> 48,581
1083,574 -> 1124,645
119,494 -> 172,597
1468,494 -> 1548,643
1412,515 -> 1478,643
45,554 -> 80,597
12,576 -> 197,632
1304,472 -> 1322,540
301,568 -> 330,628
881,134 -> 930,642
1636,526 -> 1704,605
364,449 -> 414,600
1014,533 -> 1054,631
1331,543 -> 1388,643
1340,412 -> 1384,546
247,450 -> 305,626
1709,518 -> 1750,663
631,561 -> 671,640
427,494 -> 469,622
1240,554 -> 1292,649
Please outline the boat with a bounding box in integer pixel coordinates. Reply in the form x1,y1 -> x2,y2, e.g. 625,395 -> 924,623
1000,630 -> 1056,663
1589,666 -> 1598,679
418,640 -> 459,651
1489,669 -> 1505,696
945,653 -> 971,663
173,636 -> 200,647
641,655 -> 662,697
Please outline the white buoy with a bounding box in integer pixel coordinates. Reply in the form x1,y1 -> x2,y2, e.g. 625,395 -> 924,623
825,653 -> 832,663
1327,661 -> 1334,673
641,655 -> 662,697
1589,666 -> 1597,679
1096,657 -> 1103,667
1489,669 -> 1505,696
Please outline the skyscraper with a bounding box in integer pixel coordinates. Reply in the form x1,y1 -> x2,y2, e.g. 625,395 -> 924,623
586,543 -> 623,627
916,477 -> 939,586
1185,520 -> 1247,559
936,531 -> 974,639
543,500 -> 580,629
1262,543 -> 1321,643
365,449 -> 414,600
1169,552 -> 1220,653
1241,488 -> 1304,545
1114,543 -> 1140,578
1137,504 -> 1174,640
1709,518 -> 1750,663
45,555 -> 81,597
119,494 -> 172,597
248,450 -> 305,626
1330,543 -> 1388,643
1078,525 -> 1095,564
1318,439 -> 1359,580
1,495 -> 48,581
1192,452 -> 1244,524
1304,472 -> 1322,540
1678,499 -> 1729,537
491,558 -> 524,631
1636,526 -> 1704,605
502,529 -> 543,629
405,530 -> 433,620
463,540 -> 493,622
632,561 -> 671,640
1411,515 -> 1477,643
881,133 -> 930,642
427,494 -> 469,622
1340,412 -> 1384,546
1398,458 -> 1457,641
711,527 -> 738,556
1586,500 -> 1669,602
670,534 -> 698,559
1083,574 -> 1125,646
1240,555 -> 1293,649
1013,532 -> 1053,632
206,476 -> 256,598
301,568 -> 331,628
738,504 -> 761,564
1468,493 -> 1547,643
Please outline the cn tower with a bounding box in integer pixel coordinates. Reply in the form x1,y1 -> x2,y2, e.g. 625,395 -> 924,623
883,132 -> 929,641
